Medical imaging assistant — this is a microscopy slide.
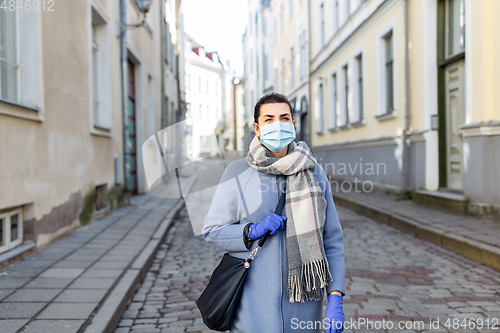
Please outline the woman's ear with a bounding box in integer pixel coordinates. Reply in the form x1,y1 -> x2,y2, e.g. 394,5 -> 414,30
253,123 -> 261,138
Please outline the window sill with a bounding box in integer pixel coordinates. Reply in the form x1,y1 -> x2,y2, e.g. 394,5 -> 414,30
339,124 -> 351,131
328,127 -> 339,133
350,119 -> 365,128
0,98 -> 42,122
91,126 -> 112,138
316,130 -> 325,136
376,111 -> 397,122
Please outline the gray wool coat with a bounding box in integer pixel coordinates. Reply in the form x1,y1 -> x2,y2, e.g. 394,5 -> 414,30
202,152 -> 346,333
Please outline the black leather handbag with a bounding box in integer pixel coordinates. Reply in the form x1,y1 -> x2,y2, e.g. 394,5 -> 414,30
196,189 -> 286,331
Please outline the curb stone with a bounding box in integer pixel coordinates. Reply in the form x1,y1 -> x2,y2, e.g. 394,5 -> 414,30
84,198 -> 185,333
333,194 -> 500,271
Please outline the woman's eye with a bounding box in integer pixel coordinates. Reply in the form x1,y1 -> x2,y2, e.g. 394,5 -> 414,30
265,119 -> 272,122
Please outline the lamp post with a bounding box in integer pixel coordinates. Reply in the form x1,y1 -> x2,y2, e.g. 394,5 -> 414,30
120,0 -> 152,192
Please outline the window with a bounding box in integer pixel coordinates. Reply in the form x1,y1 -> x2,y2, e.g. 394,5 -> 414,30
355,53 -> 364,122
0,209 -> 23,254
198,77 -> 202,93
0,9 -> 18,102
186,74 -> 191,90
250,50 -> 253,73
206,79 -> 209,94
95,184 -> 107,211
171,101 -> 175,123
320,3 -> 325,48
147,75 -> 155,136
280,3 -> 284,34
329,73 -> 338,130
384,31 -> 394,113
289,0 -> 293,17
317,83 -> 324,134
92,22 -> 99,125
290,47 -> 294,88
262,14 -> 266,36
263,51 -> 268,82
162,97 -> 169,128
249,13 -> 252,35
281,59 -> 285,93
256,51 -> 259,79
345,0 -> 350,21
341,64 -> 349,126
206,106 -> 210,121
91,9 -> 111,130
299,31 -> 307,79
334,0 -> 339,33
446,0 -> 465,56
198,104 -> 202,120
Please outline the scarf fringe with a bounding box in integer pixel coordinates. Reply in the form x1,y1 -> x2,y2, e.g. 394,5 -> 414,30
287,259 -> 334,303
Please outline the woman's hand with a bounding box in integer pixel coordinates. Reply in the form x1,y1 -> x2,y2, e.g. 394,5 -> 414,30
325,294 -> 345,333
248,213 -> 286,240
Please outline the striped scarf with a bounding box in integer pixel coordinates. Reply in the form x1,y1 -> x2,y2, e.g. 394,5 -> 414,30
246,135 -> 333,303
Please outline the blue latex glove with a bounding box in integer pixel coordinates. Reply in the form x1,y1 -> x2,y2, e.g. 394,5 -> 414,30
248,213 -> 286,240
325,294 -> 345,333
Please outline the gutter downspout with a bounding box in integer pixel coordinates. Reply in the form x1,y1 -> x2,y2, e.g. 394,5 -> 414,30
120,0 -> 130,192
401,0 -> 411,197
160,0 -> 165,130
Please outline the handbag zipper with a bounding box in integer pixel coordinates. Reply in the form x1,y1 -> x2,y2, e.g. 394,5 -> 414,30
277,175 -> 284,333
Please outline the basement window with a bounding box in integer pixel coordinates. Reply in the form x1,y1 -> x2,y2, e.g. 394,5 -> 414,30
95,184 -> 108,213
0,208 -> 23,254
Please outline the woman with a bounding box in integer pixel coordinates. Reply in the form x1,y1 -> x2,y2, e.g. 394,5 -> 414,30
202,93 -> 346,333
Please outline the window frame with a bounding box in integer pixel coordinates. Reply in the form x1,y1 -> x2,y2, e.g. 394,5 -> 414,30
328,71 -> 338,131
376,21 -> 397,120
319,3 -> 325,48
0,8 -> 20,103
317,80 -> 325,135
0,208 -> 23,254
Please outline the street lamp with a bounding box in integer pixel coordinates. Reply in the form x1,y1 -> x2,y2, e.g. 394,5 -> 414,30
135,0 -> 152,13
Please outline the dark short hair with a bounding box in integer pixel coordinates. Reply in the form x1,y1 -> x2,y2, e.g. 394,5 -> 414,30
254,92 -> 293,124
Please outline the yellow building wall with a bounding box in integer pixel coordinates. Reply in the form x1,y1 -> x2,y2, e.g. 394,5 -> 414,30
271,0 -> 297,94
469,0 -> 500,123
311,2 -> 407,148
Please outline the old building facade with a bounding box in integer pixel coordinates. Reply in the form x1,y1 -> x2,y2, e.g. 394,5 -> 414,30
0,0 -> 182,258
308,0 -> 500,212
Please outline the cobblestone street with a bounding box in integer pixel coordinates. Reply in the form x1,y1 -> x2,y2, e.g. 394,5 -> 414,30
116,197 -> 500,333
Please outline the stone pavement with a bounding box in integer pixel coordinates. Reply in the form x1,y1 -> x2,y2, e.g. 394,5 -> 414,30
332,188 -> 500,271
0,179 -> 190,333
116,204 -> 500,333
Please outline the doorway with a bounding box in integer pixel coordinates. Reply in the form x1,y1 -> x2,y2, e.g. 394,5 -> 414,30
126,59 -> 138,194
444,60 -> 465,191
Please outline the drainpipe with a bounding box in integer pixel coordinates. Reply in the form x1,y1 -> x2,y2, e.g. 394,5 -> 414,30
160,0 -> 165,129
401,0 -> 411,197
120,0 -> 130,192
233,80 -> 238,151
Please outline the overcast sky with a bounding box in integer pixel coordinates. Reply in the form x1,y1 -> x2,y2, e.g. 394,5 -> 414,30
182,0 -> 248,76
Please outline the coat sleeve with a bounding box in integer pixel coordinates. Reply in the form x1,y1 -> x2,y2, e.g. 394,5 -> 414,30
315,164 -> 347,297
201,162 -> 254,253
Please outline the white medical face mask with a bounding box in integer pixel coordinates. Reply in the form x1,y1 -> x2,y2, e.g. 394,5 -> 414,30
257,121 -> 296,152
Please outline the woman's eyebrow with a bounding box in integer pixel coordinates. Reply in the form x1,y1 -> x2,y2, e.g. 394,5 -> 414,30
263,114 -> 274,118
280,113 -> 291,117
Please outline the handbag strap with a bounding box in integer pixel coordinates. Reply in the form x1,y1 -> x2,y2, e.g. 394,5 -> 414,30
258,187 -> 286,247
246,187 -> 286,264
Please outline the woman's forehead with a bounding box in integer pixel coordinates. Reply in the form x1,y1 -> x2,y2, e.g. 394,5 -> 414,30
260,103 -> 291,116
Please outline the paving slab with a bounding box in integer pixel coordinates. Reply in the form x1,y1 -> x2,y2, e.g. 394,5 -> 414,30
0,302 -> 47,319
4,289 -> 60,302
37,302 -> 98,319
54,289 -> 108,303
0,319 -> 29,332
22,319 -> 85,333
